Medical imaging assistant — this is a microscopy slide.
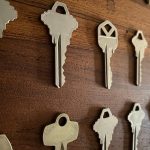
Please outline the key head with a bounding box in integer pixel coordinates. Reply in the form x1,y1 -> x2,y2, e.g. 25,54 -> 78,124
128,103 -> 145,134
93,108 -> 118,145
132,31 -> 148,58
98,20 -> 118,54
41,1 -> 78,45
43,113 -> 79,147
0,0 -> 18,38
0,135 -> 13,150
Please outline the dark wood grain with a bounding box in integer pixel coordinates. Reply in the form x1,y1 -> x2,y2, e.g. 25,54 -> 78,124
0,0 -> 150,149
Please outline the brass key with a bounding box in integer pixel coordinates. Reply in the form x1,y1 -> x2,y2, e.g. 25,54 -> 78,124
41,1 -> 78,88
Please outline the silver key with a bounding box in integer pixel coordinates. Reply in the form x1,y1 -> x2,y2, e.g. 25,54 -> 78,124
41,1 -> 78,88
132,31 -> 148,86
93,108 -> 118,150
43,113 -> 79,150
0,134 -> 13,150
0,0 -> 18,38
128,103 -> 145,150
98,20 -> 118,89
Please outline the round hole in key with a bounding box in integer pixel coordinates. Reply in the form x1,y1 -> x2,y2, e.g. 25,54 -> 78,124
137,33 -> 143,40
103,112 -> 110,118
59,117 -> 67,126
56,6 -> 66,14
135,106 -> 139,111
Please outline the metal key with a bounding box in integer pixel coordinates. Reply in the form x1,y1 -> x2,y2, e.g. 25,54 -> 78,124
0,134 -> 13,150
41,1 -> 78,88
0,0 -> 18,38
132,31 -> 148,86
98,20 -> 118,89
128,103 -> 145,150
93,108 -> 118,150
43,113 -> 79,150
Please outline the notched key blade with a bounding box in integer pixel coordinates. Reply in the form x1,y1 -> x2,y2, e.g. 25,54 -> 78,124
41,1 -> 78,88
0,0 -> 18,38
0,135 -> 13,150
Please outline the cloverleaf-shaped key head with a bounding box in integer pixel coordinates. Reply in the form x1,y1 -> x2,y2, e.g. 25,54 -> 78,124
0,0 -> 18,38
43,113 -> 79,148
0,135 -> 13,150
132,30 -> 148,59
98,20 -> 118,53
93,108 -> 118,146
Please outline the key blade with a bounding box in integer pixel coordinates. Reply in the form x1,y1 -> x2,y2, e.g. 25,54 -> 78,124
105,47 -> 113,89
55,35 -> 67,88
0,0 -> 17,38
136,53 -> 142,86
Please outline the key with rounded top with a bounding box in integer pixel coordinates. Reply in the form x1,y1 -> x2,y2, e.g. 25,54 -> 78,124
43,113 -> 79,150
93,108 -> 118,150
0,134 -> 13,150
41,1 -> 78,88
98,20 -> 118,89
0,0 -> 17,38
128,103 -> 145,150
132,31 -> 148,86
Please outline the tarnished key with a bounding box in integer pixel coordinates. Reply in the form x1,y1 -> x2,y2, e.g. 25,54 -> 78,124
98,20 -> 118,89
41,1 -> 78,88
0,134 -> 13,150
93,108 -> 118,150
128,103 -> 145,150
0,0 -> 17,38
43,113 -> 79,150
132,31 -> 148,86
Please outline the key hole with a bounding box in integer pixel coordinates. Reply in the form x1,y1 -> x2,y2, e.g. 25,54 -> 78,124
59,117 -> 67,126
56,6 -> 66,14
103,112 -> 110,118
137,33 -> 143,40
135,106 -> 139,111
105,24 -> 112,32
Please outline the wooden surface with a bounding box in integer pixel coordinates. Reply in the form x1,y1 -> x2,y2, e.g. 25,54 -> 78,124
0,0 -> 150,150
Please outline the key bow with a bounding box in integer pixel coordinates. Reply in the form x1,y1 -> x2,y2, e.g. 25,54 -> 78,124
51,1 -> 70,15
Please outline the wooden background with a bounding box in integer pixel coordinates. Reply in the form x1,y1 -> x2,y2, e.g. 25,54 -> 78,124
0,0 -> 150,149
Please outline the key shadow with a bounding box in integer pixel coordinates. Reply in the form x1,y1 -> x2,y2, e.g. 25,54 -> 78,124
94,24 -> 105,88
118,101 -> 134,150
146,100 -> 150,120
85,106 -> 104,150
126,29 -> 137,86
37,14 -> 55,87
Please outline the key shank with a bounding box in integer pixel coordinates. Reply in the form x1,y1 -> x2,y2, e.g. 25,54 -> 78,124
55,35 -> 67,88
136,52 -> 142,86
105,47 -> 112,89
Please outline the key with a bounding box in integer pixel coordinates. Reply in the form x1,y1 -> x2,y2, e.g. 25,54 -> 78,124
0,0 -> 17,38
93,108 -> 118,150
98,20 -> 118,89
132,31 -> 148,86
43,113 -> 79,150
128,103 -> 145,150
41,1 -> 78,88
0,134 -> 13,150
